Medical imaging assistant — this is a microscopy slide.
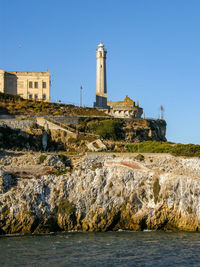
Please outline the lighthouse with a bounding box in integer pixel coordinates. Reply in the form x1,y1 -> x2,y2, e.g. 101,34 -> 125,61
94,41 -> 108,109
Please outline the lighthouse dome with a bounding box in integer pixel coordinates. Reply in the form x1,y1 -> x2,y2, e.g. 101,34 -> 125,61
98,41 -> 104,51
98,41 -> 104,46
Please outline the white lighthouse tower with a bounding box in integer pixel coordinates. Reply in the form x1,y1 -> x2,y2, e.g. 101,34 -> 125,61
94,41 -> 108,108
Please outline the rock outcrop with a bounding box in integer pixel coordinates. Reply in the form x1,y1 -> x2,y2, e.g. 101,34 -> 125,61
122,119 -> 166,142
0,152 -> 200,234
0,118 -> 167,154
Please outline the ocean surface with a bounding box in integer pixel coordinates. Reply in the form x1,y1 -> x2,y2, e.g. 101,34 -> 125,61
0,231 -> 200,266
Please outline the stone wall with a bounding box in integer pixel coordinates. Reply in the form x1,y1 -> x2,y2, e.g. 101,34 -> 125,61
36,117 -> 77,139
0,118 -> 36,130
0,116 -> 79,130
50,116 -> 79,125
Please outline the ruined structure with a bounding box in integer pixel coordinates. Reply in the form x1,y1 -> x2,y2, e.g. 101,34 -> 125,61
107,95 -> 143,118
0,69 -> 50,102
93,42 -> 143,118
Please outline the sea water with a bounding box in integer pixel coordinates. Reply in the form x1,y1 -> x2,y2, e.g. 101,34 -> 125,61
0,231 -> 200,266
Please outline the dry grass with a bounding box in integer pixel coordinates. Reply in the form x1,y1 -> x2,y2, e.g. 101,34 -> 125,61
0,92 -> 107,116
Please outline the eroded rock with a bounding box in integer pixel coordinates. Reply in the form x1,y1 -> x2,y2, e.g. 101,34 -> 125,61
0,153 -> 200,234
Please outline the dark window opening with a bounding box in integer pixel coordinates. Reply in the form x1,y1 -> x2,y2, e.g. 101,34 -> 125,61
42,82 -> 46,88
34,82 -> 38,88
29,81 -> 32,88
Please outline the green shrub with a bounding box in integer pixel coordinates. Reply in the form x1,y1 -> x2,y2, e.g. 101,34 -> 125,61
87,122 -> 99,132
0,92 -> 22,102
126,141 -> 200,158
95,119 -> 123,140
58,154 -> 71,168
135,154 -> 145,161
39,154 -> 47,163
54,169 -> 67,176
171,144 -> 200,157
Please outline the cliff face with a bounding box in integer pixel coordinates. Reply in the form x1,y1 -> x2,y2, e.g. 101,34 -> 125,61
122,119 -> 166,142
81,118 -> 167,143
1,152 -> 199,234
0,118 -> 167,154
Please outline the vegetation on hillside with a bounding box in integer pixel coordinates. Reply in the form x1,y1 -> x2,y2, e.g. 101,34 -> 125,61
0,92 -> 107,116
126,141 -> 200,157
78,118 -> 124,140
95,119 -> 123,140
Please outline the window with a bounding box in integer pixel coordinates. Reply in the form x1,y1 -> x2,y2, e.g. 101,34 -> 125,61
42,82 -> 46,88
29,94 -> 32,99
34,94 -> 38,99
29,81 -> 33,88
42,94 -> 46,100
34,82 -> 38,88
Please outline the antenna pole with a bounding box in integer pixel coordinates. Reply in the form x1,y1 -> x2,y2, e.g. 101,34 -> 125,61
80,85 -> 83,107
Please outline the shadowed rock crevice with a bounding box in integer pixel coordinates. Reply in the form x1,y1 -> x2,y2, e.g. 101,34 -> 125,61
0,172 -> 17,193
106,211 -> 121,231
153,177 -> 161,204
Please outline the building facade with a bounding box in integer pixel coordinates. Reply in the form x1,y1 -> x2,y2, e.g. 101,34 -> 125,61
0,69 -> 50,101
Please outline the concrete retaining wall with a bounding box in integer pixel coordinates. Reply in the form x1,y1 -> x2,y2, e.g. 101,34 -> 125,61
51,116 -> 79,125
0,118 -> 36,130
36,118 -> 77,138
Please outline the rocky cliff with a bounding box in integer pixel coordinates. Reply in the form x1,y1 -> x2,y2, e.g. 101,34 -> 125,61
79,118 -> 167,143
1,152 -> 199,234
0,118 -> 167,153
122,119 -> 166,142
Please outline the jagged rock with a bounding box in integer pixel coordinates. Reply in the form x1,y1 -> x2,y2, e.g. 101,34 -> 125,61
122,119 -> 166,142
0,171 -> 16,193
43,155 -> 66,171
0,153 -> 200,234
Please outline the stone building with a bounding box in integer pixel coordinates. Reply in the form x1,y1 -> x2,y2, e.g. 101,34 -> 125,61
107,95 -> 143,118
94,42 -> 143,118
0,69 -> 50,101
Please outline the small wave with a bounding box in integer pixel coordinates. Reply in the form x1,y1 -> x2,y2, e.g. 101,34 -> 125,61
117,229 -> 137,232
143,229 -> 156,232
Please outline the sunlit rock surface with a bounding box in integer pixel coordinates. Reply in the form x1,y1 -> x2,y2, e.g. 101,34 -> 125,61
1,152 -> 200,234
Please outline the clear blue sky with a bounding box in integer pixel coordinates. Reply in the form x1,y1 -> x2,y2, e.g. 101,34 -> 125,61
1,0 -> 200,144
